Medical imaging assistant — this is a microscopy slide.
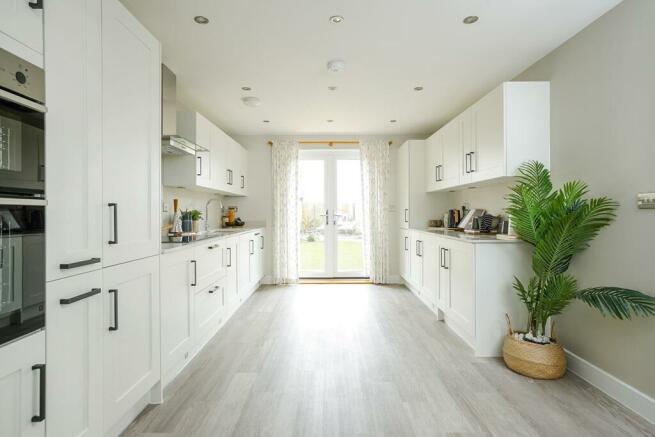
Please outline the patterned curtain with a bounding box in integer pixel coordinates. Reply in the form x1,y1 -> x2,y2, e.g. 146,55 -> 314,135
360,140 -> 390,284
271,139 -> 300,284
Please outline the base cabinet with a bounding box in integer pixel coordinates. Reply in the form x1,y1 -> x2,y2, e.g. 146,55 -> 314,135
0,331 -> 45,437
193,281 -> 225,353
102,256 -> 160,432
46,271 -> 103,437
223,237 -> 239,316
399,229 -> 410,280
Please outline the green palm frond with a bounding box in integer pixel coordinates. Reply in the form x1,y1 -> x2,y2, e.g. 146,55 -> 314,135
536,275 -> 578,330
576,287 -> 655,319
505,161 -> 554,245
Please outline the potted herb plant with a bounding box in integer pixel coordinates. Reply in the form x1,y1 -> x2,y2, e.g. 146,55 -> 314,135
503,161 -> 655,379
189,209 -> 202,233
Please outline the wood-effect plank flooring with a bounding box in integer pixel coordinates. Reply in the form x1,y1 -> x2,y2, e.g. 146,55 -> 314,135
122,284 -> 655,437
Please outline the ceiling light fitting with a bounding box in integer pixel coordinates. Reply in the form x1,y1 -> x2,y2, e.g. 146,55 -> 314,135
326,119 -> 334,123
194,16 -> 209,24
463,16 -> 479,24
414,86 -> 423,91
390,120 -> 397,123
329,15 -> 344,24
241,96 -> 261,107
327,59 -> 345,73
241,86 -> 252,91
263,120 -> 270,123
328,86 -> 337,91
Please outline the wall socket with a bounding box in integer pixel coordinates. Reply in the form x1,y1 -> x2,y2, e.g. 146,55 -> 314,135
637,193 -> 655,209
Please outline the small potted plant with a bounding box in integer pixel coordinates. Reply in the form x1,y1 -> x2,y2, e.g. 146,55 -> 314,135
503,161 -> 655,379
189,209 -> 202,233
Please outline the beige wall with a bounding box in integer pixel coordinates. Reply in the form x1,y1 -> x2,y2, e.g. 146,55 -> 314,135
513,0 -> 655,397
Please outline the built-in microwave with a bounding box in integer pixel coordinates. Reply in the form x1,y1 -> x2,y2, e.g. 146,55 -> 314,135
0,46 -> 45,199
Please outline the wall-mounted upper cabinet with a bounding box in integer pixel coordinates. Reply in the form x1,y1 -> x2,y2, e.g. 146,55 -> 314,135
163,111 -> 248,197
0,0 -> 44,67
426,82 -> 550,192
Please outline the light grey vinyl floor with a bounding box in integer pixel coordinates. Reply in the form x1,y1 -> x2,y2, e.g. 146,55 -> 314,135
122,284 -> 655,437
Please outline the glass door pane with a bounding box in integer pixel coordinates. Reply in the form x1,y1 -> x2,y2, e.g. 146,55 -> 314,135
299,159 -> 327,276
335,157 -> 364,276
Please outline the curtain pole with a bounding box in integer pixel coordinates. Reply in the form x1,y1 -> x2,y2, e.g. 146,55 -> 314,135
267,140 -> 393,147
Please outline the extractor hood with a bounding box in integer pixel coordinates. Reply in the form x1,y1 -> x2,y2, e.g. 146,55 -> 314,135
161,65 -> 205,156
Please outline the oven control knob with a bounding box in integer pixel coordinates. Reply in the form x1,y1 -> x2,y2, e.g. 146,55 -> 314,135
15,71 -> 26,84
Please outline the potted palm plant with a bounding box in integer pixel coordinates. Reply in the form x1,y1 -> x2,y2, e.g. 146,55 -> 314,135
503,161 -> 655,379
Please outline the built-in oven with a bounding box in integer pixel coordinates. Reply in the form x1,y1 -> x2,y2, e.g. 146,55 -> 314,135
0,47 -> 45,346
0,46 -> 46,199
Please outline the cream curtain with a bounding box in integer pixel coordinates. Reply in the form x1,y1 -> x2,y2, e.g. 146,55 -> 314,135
360,140 -> 390,284
271,139 -> 300,284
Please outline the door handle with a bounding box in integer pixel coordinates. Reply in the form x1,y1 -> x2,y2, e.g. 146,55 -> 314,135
227,247 -> 232,267
197,156 -> 202,176
404,236 -> 408,251
443,249 -> 449,269
260,235 -> 264,250
440,248 -> 444,268
241,175 -> 245,189
108,203 -> 118,244
469,152 -> 475,172
59,288 -> 101,305
31,364 -> 45,423
249,240 -> 254,255
319,209 -> 329,226
190,260 -> 197,286
404,209 -> 409,223
209,285 -> 219,294
108,289 -> 118,331
418,241 -> 423,257
59,257 -> 101,270
28,0 -> 43,10
435,165 -> 439,182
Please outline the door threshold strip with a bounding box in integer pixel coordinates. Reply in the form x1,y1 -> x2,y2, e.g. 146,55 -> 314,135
299,278 -> 372,285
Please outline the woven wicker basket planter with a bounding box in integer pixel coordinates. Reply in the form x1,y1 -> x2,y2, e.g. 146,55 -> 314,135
502,315 -> 567,380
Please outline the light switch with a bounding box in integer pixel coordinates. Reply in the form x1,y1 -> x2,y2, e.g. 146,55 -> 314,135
637,193 -> 655,209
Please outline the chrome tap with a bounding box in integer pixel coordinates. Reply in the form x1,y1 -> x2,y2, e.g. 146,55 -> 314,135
204,198 -> 223,232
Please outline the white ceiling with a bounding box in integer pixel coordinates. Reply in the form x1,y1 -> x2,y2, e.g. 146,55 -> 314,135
122,0 -> 621,137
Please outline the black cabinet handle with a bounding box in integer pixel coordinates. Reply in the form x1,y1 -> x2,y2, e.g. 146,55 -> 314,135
418,241 -> 423,257
226,247 -> 232,267
440,248 -> 444,268
404,236 -> 408,251
443,249 -> 449,269
209,286 -> 219,294
31,364 -> 45,422
197,156 -> 202,176
404,209 -> 409,223
249,240 -> 254,255
108,203 -> 118,244
241,175 -> 245,189
260,235 -> 264,250
190,260 -> 197,286
59,257 -> 101,270
29,0 -> 43,10
469,152 -> 475,172
60,288 -> 101,305
108,289 -> 118,331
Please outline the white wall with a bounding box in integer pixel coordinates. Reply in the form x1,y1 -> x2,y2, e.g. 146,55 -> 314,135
231,134 -> 427,281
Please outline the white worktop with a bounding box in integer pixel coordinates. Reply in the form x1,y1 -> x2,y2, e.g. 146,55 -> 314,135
415,228 -> 523,244
161,227 -> 265,254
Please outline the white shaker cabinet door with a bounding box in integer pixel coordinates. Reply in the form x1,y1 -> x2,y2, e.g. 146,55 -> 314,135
0,0 -> 43,66
471,86 -> 505,182
45,0 -> 103,281
46,270 -> 103,437
102,256 -> 160,433
101,0 -> 161,267
0,331 -> 45,437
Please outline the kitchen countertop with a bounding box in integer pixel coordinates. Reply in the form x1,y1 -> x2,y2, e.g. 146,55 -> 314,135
415,228 -> 523,244
161,226 -> 265,254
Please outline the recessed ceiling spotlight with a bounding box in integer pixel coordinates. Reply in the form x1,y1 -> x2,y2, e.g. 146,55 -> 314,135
241,96 -> 261,107
328,86 -> 337,91
326,119 -> 334,123
327,59 -> 346,73
194,16 -> 209,24
463,15 -> 479,24
329,15 -> 344,24
262,120 -> 270,123
241,86 -> 252,91
390,119 -> 397,123
414,86 -> 424,91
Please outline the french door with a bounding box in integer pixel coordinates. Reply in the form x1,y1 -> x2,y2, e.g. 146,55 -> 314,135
298,149 -> 366,278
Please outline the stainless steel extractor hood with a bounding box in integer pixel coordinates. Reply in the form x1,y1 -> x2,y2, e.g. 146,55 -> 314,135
161,65 -> 204,156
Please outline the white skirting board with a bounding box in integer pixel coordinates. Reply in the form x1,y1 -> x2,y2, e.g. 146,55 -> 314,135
565,349 -> 655,426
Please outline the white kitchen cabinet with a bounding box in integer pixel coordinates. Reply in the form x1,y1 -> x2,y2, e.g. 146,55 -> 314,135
0,0 -> 43,67
409,231 -> 424,292
442,240 -> 476,338
252,230 -> 265,283
102,256 -> 160,432
437,242 -> 450,311
427,82 -> 550,192
223,236 -> 239,315
163,111 -> 213,190
399,229 -> 410,281
160,247 -> 194,385
45,0 -> 103,282
193,280 -> 225,353
0,331 -> 45,437
237,231 -> 261,300
102,0 -> 161,267
46,270 -> 103,437
397,140 -> 432,229
238,146 -> 249,195
192,240 -> 226,292
421,234 -> 439,309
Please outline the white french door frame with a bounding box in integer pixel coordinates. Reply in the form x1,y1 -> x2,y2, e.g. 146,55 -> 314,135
299,149 -> 365,278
